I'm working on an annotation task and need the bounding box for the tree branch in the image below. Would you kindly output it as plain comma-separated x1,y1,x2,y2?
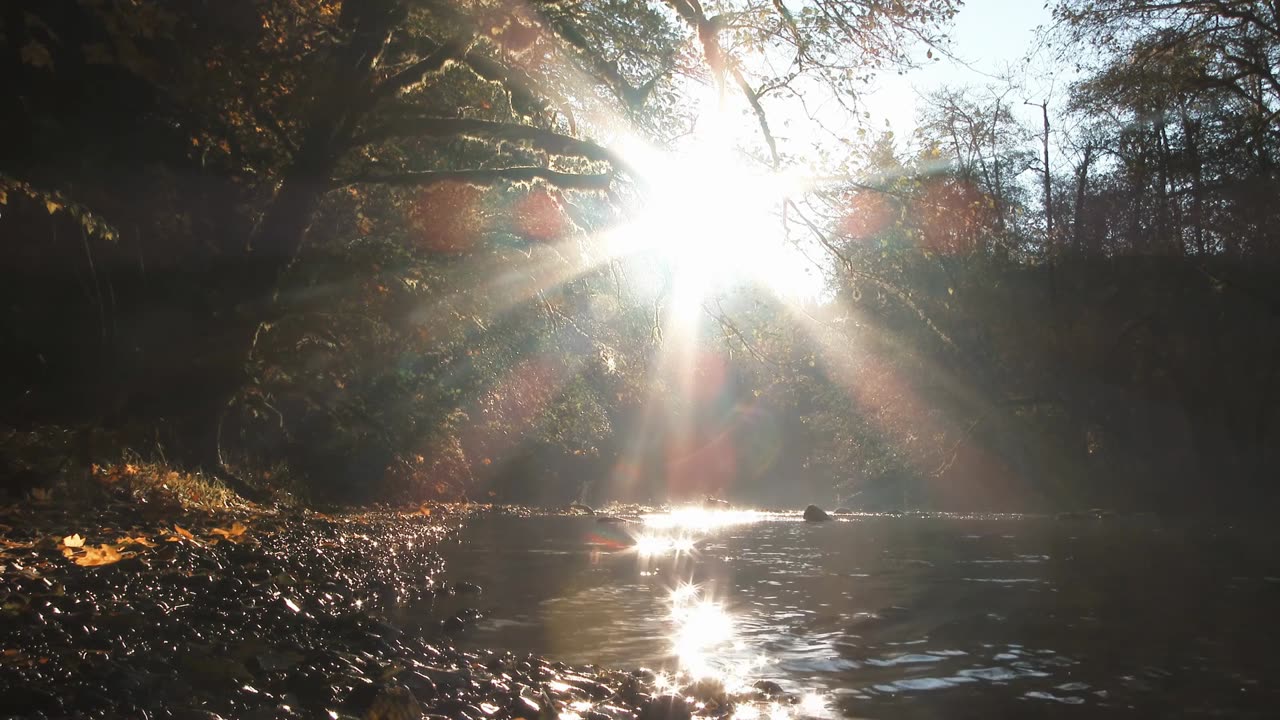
339,166,613,191
354,116,630,172
729,64,780,166
461,49,556,116
375,35,474,98
543,15,660,109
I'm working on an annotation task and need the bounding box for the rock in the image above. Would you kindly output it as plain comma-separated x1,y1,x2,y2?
365,684,423,720
681,677,726,704
703,497,731,509
803,505,831,522
753,680,785,697
453,581,483,595
508,695,541,720
443,608,484,631
639,695,691,720
399,671,438,700
832,507,853,515
567,503,595,516
595,516,629,524
562,674,612,700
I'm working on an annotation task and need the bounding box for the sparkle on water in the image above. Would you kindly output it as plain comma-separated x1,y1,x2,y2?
621,508,836,718
640,507,767,531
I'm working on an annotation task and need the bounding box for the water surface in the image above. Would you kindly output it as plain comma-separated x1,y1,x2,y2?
425,511,1280,717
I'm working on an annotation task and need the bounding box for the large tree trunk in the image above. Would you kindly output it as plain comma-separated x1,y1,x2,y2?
201,0,403,486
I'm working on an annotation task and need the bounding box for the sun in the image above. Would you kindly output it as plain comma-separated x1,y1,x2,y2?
607,97,821,310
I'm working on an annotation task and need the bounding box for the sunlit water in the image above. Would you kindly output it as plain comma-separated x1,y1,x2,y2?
421,511,1280,717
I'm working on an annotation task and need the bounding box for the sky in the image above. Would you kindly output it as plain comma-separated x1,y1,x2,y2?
862,0,1058,137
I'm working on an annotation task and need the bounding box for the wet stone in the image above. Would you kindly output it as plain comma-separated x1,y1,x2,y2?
640,694,692,720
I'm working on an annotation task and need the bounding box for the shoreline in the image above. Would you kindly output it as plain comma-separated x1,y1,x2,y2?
0,497,773,719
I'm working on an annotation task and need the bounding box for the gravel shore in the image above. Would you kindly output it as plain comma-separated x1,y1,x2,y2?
0,499,709,720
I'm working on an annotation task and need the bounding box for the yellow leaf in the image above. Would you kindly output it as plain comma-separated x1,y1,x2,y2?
62,534,85,548
209,522,247,540
116,535,156,548
173,524,198,541
75,545,123,567
45,199,60,215
0,188,7,204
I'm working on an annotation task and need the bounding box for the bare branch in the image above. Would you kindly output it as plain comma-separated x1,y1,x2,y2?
729,64,780,166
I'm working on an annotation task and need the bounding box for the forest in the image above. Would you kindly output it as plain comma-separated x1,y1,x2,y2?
3,0,1280,513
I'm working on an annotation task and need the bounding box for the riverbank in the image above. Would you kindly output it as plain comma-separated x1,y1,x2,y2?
0,483,712,720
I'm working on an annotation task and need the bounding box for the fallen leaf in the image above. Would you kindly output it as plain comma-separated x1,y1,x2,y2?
62,534,85,548
75,545,123,567
418,504,431,516
20,40,53,69
116,535,157,548
173,524,197,541
209,522,247,540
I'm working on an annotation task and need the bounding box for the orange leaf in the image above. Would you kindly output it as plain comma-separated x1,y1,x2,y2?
209,522,247,540
75,545,124,567
173,524,198,542
418,504,431,517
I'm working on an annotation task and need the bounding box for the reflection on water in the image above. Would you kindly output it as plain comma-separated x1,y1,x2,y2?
425,510,1280,717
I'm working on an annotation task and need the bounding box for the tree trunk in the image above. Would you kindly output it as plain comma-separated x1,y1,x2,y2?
1073,144,1094,255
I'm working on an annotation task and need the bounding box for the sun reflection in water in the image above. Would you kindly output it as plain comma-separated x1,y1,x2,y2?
642,507,764,531
624,508,834,718
632,533,698,556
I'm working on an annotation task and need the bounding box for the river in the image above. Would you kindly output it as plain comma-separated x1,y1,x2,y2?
424,510,1280,718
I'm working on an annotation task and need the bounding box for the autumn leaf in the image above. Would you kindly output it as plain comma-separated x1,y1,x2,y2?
418,504,431,517
20,40,53,69
75,545,124,567
209,522,247,540
172,524,199,543
62,534,85,548
44,199,60,215
116,535,157,548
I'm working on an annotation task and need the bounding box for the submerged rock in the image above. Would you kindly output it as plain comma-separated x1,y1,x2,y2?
832,507,853,515
567,503,595,516
703,497,731,510
803,505,831,522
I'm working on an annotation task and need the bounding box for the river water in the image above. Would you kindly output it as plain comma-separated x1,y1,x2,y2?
426,510,1280,718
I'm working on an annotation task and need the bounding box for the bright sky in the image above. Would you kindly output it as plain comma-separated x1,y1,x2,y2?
863,0,1056,137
